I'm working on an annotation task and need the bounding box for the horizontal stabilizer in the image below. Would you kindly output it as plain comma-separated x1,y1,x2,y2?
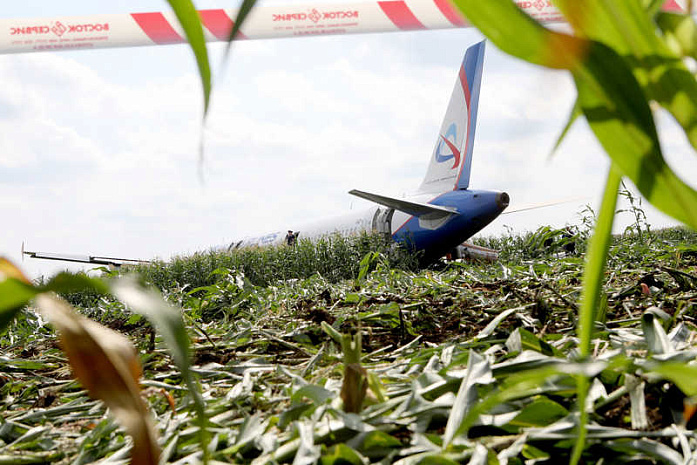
349,189,457,230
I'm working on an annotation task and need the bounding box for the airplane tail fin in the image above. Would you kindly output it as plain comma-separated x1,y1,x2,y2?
418,40,485,193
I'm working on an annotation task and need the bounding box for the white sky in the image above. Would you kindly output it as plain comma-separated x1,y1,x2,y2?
2,1,696,279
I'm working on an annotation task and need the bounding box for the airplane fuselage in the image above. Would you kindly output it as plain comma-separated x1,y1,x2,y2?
229,188,509,265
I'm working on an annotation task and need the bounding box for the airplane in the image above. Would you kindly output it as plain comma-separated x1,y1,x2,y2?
24,40,511,268
215,40,508,265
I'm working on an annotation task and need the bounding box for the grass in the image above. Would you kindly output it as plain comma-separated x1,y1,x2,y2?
0,225,696,463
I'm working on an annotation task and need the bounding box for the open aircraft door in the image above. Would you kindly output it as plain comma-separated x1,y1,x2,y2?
372,207,394,237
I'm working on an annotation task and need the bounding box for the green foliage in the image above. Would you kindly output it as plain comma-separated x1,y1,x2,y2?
132,232,418,292
3,1,697,463
111,277,210,463
0,260,207,465
617,184,651,242
2,227,697,463
454,0,697,228
449,3,697,461
475,222,587,262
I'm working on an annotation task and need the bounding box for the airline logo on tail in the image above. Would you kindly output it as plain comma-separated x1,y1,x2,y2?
418,40,484,193
434,123,461,169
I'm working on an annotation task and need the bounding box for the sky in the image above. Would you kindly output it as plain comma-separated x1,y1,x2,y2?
2,1,696,279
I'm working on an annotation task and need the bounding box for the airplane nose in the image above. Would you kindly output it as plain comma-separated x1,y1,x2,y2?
497,192,510,209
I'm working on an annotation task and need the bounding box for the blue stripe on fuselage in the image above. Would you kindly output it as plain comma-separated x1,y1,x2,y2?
392,189,505,263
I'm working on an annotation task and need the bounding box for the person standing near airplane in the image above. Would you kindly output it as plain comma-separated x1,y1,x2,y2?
285,230,297,246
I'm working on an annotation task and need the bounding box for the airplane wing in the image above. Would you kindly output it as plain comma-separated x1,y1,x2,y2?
22,243,150,267
349,189,458,230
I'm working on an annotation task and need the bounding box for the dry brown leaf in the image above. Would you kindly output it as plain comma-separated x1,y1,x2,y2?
35,293,160,465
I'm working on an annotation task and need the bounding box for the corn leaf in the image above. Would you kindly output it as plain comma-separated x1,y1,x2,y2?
555,0,697,151
451,0,588,69
452,0,697,229
0,259,35,329
222,0,258,63
505,397,568,429
111,277,209,463
39,271,109,295
166,0,211,115
572,166,622,465
34,293,159,465
573,41,697,229
641,308,674,354
656,12,697,59
646,362,697,396
0,279,34,329
549,99,581,159
442,350,493,447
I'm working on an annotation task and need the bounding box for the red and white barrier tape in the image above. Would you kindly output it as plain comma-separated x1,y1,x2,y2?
0,0,686,55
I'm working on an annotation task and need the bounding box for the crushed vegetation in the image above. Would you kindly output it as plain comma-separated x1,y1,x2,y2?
1,225,696,463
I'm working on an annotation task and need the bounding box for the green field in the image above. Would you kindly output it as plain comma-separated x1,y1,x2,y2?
1,226,696,464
